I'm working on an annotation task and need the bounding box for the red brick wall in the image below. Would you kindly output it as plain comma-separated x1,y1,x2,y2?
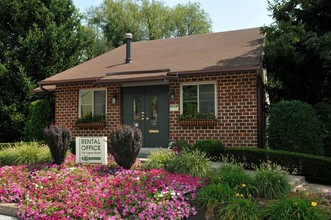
55,83,122,137
54,71,260,147
168,72,259,147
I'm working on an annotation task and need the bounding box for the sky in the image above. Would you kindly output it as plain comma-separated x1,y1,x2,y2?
72,0,274,33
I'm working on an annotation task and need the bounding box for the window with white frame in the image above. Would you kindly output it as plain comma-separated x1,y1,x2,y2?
79,89,106,117
181,82,216,116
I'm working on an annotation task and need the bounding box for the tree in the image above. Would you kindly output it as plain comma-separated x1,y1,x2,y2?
0,0,87,142
262,0,331,104
86,0,212,48
171,2,212,37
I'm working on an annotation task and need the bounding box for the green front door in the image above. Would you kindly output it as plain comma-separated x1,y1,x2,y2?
123,86,169,148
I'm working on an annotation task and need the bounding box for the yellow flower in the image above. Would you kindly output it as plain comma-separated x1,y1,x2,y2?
311,201,317,207
236,193,244,198
241,183,246,188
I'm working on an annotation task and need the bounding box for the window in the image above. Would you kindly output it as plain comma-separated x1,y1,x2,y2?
181,82,216,116
79,89,106,117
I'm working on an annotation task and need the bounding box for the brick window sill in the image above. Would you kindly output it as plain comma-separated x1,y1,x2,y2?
178,119,217,127
75,122,106,129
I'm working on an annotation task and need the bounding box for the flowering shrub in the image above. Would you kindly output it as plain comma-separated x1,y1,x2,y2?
0,156,202,219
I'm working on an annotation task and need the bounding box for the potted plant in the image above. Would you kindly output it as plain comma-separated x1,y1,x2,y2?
75,113,106,129
179,112,217,127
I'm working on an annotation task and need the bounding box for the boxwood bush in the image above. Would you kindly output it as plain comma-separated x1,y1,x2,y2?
267,100,324,155
193,139,224,161
223,147,331,185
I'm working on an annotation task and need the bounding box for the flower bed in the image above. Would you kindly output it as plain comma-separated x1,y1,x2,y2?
0,155,203,219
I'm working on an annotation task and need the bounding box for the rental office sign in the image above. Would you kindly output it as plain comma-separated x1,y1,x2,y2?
76,137,107,165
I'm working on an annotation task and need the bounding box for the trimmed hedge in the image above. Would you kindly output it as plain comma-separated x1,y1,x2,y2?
193,139,224,161
223,147,331,185
267,100,324,155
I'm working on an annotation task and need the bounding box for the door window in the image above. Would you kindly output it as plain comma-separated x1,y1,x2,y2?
150,96,158,128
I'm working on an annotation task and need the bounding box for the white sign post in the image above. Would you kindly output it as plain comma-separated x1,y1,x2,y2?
76,137,107,165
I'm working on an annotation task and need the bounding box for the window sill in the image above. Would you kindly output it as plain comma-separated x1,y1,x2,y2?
178,119,217,127
75,122,106,129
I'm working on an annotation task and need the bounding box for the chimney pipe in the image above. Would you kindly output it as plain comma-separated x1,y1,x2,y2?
125,33,132,64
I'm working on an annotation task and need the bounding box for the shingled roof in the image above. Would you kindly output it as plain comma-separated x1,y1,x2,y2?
38,27,264,86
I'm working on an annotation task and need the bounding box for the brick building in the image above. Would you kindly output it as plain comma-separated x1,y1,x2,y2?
37,28,267,148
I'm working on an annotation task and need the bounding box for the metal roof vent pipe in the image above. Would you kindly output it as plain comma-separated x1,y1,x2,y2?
125,33,132,64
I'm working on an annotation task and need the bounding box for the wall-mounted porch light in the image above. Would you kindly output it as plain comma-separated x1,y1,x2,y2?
169,89,175,102
112,94,117,104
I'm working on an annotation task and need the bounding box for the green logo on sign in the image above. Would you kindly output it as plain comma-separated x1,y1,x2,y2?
82,156,89,161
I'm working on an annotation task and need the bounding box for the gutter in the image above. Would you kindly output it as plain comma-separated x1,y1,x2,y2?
167,65,260,78
39,85,54,96
38,77,102,86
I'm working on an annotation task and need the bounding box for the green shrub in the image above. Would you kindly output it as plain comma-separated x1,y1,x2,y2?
267,100,324,155
24,99,52,141
218,198,260,220
44,126,72,165
264,197,326,220
193,139,224,161
196,183,235,219
145,148,175,170
253,162,291,199
166,150,211,178
315,102,331,157
223,147,331,185
108,125,142,169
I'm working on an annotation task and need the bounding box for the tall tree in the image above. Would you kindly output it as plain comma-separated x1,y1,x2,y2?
171,2,211,37
262,0,331,104
86,0,212,48
0,0,87,142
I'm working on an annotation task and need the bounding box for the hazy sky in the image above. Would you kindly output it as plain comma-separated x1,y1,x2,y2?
72,0,274,32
